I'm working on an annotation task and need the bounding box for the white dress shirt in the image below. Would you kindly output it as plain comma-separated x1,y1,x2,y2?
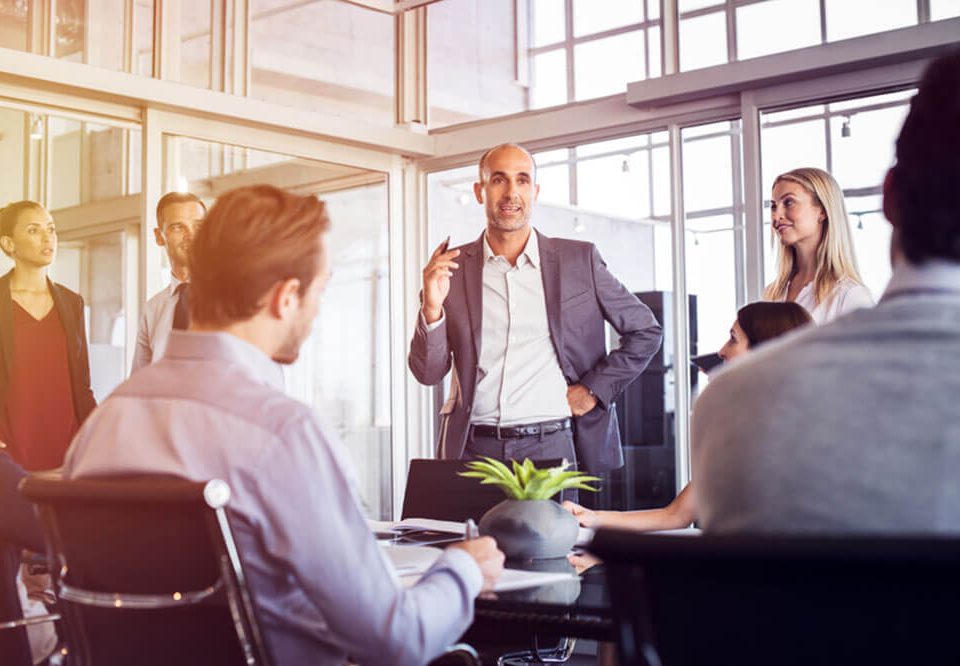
131,274,181,373
470,231,571,426
65,330,482,665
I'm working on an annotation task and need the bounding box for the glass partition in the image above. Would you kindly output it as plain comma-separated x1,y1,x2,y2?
164,135,394,519
426,131,675,512
1,103,142,402
249,0,395,123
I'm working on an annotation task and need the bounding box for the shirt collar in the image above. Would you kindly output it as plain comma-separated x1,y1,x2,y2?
163,331,286,391
482,229,540,268
881,260,960,302
168,273,184,294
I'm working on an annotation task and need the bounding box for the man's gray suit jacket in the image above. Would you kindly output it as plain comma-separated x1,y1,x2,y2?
408,230,662,473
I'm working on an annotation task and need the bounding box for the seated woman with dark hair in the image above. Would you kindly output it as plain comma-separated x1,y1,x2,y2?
564,301,813,532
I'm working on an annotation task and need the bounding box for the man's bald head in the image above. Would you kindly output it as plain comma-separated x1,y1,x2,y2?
478,143,537,184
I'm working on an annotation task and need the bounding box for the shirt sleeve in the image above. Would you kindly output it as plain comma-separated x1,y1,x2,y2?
252,413,480,666
835,283,875,317
131,310,152,374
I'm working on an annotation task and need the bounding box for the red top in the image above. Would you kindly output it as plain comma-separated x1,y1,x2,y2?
1,301,79,471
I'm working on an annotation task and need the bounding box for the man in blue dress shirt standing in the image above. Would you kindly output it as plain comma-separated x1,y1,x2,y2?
65,185,504,665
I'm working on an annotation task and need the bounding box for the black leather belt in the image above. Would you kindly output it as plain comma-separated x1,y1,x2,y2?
470,418,572,440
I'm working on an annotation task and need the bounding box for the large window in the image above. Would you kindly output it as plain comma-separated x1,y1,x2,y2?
428,0,662,127
682,120,744,357
0,0,154,74
0,104,142,401
680,0,949,71
249,0,395,123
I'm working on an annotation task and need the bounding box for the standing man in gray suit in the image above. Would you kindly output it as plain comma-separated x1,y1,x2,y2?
409,143,662,474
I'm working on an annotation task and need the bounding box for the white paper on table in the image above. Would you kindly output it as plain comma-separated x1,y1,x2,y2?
368,518,466,536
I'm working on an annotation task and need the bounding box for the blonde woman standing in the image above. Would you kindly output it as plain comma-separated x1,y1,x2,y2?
764,167,873,323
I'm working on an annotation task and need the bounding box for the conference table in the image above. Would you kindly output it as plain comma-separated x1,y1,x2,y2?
463,557,615,646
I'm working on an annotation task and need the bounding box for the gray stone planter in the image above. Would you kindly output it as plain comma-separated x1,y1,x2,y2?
478,499,579,561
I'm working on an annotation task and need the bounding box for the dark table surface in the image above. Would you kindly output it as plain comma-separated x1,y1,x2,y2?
469,557,614,643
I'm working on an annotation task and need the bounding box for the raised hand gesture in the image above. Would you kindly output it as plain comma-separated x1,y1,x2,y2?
421,237,460,324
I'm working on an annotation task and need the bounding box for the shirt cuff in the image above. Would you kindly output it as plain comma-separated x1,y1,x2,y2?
429,547,483,598
420,309,446,332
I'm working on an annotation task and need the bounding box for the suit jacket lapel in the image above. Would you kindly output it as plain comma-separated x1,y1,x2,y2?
461,235,484,362
0,272,14,380
537,231,566,367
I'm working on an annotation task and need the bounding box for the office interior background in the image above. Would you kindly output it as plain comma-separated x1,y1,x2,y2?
0,0,957,520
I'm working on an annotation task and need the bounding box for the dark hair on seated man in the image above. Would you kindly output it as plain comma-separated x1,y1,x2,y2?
885,48,960,264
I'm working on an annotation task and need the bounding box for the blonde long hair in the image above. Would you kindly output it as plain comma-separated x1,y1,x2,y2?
763,167,864,305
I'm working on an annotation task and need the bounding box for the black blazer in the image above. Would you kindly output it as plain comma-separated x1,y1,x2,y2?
0,270,97,433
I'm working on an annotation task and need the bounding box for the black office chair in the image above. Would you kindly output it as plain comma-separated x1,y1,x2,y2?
19,476,272,666
401,458,568,522
591,528,960,666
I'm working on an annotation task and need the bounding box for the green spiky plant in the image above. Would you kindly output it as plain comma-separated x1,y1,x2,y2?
459,457,600,501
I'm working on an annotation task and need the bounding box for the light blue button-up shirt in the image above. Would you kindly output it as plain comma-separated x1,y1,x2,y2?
64,330,481,665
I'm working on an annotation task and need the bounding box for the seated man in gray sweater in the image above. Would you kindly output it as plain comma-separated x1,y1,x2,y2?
693,48,960,534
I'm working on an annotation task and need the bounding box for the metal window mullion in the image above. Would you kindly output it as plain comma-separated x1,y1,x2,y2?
564,0,575,103
918,0,929,23
741,90,765,301
668,124,691,491
46,0,56,57
661,0,679,75
210,0,224,92
823,108,833,174
726,0,737,63
41,115,52,209
730,120,746,307
123,0,135,73
819,0,827,43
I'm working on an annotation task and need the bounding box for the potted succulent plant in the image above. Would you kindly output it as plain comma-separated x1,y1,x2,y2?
460,458,600,560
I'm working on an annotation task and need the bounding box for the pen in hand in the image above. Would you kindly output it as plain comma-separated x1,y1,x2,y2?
465,518,479,540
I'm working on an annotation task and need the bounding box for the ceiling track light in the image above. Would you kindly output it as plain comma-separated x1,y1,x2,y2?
841,116,852,138
29,114,43,141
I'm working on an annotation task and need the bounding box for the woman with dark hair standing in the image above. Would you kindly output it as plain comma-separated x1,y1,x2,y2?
564,301,812,532
0,201,96,471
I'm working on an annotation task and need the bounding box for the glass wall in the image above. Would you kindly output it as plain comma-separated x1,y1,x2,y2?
759,89,914,298
682,120,744,358
426,132,675,511
680,0,950,71
0,103,141,402
249,0,395,123
163,135,393,518
12,0,156,73
428,0,662,127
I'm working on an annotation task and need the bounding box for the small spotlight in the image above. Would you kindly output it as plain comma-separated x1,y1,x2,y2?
573,217,585,233
841,117,851,138
457,193,471,206
29,114,43,140
621,157,630,173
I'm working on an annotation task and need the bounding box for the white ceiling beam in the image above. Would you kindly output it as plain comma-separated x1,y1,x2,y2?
426,93,740,169
0,46,437,157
